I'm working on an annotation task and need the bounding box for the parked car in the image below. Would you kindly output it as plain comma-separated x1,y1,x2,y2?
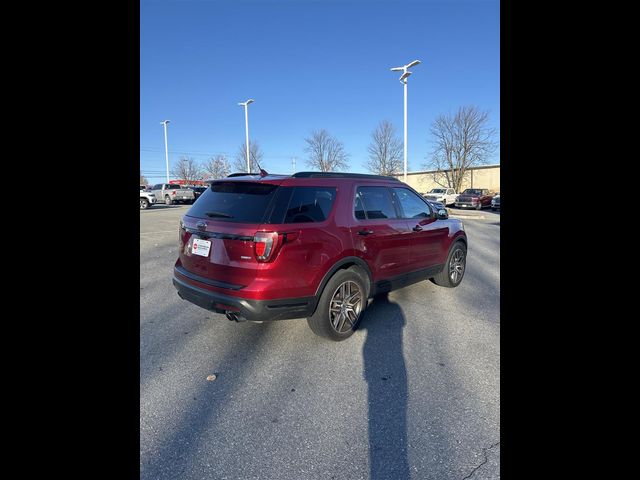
188,185,207,201
173,172,467,341
426,199,446,212
140,190,156,210
424,188,458,206
149,183,196,205
140,184,148,191
455,188,494,210
491,193,500,211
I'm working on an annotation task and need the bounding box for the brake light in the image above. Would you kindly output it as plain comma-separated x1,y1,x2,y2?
253,232,280,262
172,190,177,196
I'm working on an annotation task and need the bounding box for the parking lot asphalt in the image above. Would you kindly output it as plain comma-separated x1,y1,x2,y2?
140,205,500,480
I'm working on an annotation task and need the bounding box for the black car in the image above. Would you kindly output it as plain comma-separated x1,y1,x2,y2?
188,186,207,201
491,194,500,211
427,199,446,212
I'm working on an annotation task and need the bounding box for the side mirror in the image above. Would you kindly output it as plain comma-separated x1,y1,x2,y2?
437,209,448,220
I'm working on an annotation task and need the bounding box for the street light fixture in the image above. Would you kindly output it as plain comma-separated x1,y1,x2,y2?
390,59,421,182
238,99,255,173
160,120,170,183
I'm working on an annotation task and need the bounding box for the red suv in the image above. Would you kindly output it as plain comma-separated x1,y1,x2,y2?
173,172,467,340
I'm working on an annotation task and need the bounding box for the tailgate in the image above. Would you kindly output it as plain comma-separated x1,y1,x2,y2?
179,217,262,289
176,179,285,289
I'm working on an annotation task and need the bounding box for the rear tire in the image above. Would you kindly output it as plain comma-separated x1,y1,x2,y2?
165,196,173,205
140,198,149,210
307,266,369,341
431,241,467,288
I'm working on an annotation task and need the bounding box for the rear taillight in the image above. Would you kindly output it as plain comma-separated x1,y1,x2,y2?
172,190,177,196
472,197,479,202
253,232,280,262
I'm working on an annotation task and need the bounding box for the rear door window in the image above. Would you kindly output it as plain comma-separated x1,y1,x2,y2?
186,182,280,223
355,186,399,220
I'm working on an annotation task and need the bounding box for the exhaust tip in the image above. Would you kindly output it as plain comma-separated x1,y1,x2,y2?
225,311,247,322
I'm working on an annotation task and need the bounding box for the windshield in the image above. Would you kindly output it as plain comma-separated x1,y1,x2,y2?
429,189,445,193
462,189,482,195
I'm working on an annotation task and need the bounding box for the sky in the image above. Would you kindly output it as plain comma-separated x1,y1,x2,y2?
140,0,500,181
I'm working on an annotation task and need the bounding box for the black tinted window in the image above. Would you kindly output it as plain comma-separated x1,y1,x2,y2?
283,187,336,223
186,182,279,223
393,188,432,218
356,186,398,220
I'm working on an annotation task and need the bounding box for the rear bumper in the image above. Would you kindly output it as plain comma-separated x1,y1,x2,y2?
172,273,316,321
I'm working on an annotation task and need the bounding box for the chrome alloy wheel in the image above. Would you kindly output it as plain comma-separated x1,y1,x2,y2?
329,281,363,333
450,248,466,284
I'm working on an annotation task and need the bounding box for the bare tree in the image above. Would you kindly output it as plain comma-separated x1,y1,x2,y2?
365,120,404,176
304,129,348,172
202,154,231,179
140,173,148,185
171,157,203,184
233,140,264,173
425,106,497,192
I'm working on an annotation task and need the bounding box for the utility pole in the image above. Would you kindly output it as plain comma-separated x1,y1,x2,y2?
292,157,296,174
390,60,421,183
160,120,170,183
238,99,254,172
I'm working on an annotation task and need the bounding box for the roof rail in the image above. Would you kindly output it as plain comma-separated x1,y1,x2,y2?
291,172,400,181
226,172,262,177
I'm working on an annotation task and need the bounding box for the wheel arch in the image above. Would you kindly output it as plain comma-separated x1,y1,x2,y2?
309,256,373,315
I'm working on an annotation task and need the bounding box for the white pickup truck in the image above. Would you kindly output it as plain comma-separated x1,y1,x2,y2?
423,188,458,206
149,183,195,205
140,188,156,210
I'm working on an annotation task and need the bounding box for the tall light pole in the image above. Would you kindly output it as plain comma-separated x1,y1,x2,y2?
390,60,421,182
238,99,254,172
160,120,170,183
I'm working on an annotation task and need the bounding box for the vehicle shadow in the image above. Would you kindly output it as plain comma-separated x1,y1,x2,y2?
356,293,410,480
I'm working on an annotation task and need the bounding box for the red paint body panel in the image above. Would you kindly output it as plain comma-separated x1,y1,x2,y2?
174,176,467,303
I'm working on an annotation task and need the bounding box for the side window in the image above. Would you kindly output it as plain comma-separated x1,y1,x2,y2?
283,187,337,223
393,187,432,219
152,184,161,190
356,186,398,220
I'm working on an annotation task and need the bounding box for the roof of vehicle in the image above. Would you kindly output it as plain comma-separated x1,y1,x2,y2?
210,171,401,185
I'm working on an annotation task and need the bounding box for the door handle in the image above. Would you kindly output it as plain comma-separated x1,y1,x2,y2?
412,225,423,232
358,229,374,236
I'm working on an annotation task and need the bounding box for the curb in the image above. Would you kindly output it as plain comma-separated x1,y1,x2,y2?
450,214,486,220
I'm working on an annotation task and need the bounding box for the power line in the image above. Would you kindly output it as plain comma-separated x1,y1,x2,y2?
140,147,299,160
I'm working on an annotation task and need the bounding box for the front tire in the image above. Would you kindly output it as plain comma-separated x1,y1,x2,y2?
307,267,369,341
431,241,467,288
140,198,149,210
165,195,173,205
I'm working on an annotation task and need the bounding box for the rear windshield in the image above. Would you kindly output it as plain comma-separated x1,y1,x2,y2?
186,182,280,223
462,189,482,195
429,189,445,193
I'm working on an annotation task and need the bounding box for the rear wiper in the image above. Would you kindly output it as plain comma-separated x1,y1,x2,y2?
205,211,233,218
